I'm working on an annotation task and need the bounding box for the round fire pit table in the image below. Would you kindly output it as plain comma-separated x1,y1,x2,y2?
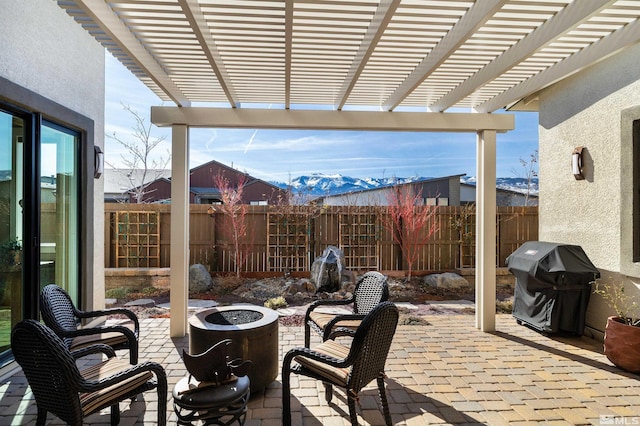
189,305,279,393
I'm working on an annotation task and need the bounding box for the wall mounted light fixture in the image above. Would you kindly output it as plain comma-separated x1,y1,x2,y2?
94,146,104,179
572,146,584,180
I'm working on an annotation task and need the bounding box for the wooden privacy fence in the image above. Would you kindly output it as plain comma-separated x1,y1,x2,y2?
104,204,538,273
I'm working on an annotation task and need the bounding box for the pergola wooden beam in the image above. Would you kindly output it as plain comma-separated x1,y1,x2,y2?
151,107,514,132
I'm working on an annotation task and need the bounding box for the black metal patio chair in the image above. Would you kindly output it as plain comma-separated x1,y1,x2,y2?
40,284,139,364
283,301,399,426
304,270,389,347
11,319,167,426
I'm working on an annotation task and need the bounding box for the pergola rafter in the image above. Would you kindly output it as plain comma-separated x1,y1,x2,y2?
58,0,640,112
383,0,507,111
178,0,240,107
54,0,640,337
70,0,191,106
430,0,616,112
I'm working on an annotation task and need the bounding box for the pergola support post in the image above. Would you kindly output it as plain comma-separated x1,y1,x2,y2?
170,124,189,337
475,130,497,332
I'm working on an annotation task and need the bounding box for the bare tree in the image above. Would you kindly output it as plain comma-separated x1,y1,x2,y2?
512,149,538,206
212,173,253,278
380,185,439,279
106,104,169,203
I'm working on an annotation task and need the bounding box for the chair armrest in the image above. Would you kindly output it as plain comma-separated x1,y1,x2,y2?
305,296,356,321
71,344,116,360
283,346,351,369
56,324,138,344
79,361,167,392
76,308,140,333
324,313,365,328
322,314,365,341
327,327,357,340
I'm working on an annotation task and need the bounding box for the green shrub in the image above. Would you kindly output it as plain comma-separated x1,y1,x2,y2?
264,296,288,310
105,287,133,300
140,286,165,297
496,298,513,314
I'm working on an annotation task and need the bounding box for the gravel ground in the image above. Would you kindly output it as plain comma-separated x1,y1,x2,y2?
110,275,513,325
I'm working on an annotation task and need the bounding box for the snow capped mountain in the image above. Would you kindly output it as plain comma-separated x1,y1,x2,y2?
273,173,429,197
272,173,539,197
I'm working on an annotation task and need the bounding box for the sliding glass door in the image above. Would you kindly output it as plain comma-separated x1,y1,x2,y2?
0,106,80,367
0,110,24,357
41,122,79,302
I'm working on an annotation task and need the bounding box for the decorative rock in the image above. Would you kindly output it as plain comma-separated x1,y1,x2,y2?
189,264,213,295
311,246,346,293
423,272,470,290
124,298,156,307
285,279,316,296
242,281,281,300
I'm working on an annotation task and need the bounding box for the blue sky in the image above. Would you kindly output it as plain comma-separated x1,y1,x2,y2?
105,53,539,184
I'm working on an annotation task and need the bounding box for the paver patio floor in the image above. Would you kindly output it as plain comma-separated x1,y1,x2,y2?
1,313,639,425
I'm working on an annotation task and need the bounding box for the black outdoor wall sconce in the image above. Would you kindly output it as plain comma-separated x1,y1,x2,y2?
572,146,584,180
94,145,104,179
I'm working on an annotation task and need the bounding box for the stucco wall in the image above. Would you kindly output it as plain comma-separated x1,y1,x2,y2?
538,42,640,336
0,1,105,309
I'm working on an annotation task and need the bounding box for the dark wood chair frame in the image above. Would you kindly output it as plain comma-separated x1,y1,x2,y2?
39,283,139,364
283,301,399,426
11,319,167,426
304,271,389,347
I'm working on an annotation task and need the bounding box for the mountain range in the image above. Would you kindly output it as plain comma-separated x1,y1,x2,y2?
272,174,539,197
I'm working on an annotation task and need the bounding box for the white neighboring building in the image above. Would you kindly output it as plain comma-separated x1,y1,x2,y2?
317,175,463,206
461,183,539,206
103,168,171,202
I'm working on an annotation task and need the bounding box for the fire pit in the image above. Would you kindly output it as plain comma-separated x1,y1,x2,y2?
189,305,279,393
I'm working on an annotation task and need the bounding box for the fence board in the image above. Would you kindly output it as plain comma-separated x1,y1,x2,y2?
104,204,538,274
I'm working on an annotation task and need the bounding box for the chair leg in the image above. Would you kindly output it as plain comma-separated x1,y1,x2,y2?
347,396,359,426
130,341,139,364
282,352,294,426
324,383,333,403
36,408,47,426
153,363,168,426
304,323,311,347
377,376,392,426
110,403,120,425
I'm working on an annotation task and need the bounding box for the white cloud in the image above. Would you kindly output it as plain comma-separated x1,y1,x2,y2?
105,52,538,180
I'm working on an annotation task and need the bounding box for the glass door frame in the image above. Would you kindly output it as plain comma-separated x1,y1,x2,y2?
0,75,96,369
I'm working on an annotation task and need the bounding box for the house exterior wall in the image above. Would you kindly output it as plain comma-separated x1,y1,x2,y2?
139,180,172,203
0,1,105,310
321,178,459,206
495,191,538,206
190,160,285,204
322,186,394,206
454,183,539,206
538,42,640,337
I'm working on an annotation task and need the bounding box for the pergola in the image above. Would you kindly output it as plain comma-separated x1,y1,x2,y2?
57,0,640,336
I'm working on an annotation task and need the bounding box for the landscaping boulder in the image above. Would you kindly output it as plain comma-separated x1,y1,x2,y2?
423,272,470,290
311,246,346,293
284,279,316,296
189,264,213,295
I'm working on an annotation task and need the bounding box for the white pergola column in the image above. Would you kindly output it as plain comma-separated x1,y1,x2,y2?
475,130,497,332
170,124,189,337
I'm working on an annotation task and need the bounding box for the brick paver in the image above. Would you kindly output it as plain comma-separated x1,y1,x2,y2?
1,313,640,425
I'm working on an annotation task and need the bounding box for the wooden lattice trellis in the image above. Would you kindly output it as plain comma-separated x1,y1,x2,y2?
114,211,160,267
267,211,309,272
339,209,379,270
